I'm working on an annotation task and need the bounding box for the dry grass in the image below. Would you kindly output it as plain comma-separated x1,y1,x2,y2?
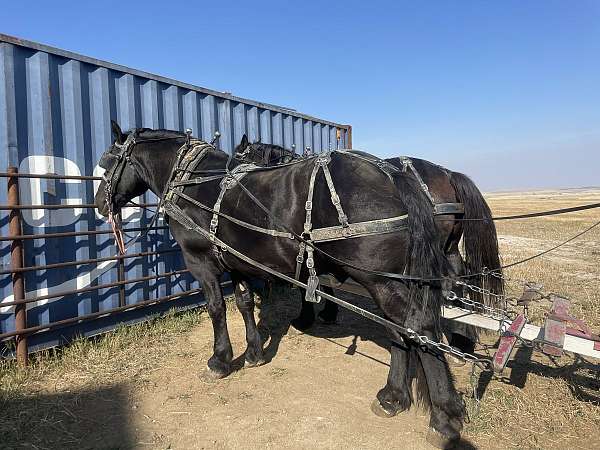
0,308,210,449
1,309,207,394
1,189,599,449
460,188,600,449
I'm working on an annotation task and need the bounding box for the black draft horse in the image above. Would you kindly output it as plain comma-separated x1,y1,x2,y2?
234,136,504,351
97,122,465,447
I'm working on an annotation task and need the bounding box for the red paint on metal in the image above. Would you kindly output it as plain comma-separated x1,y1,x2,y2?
566,326,600,341
550,295,570,316
493,314,527,372
543,318,566,356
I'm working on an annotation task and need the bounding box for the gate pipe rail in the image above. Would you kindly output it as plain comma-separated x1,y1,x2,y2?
0,203,158,210
0,285,226,341
0,269,190,307
7,167,27,366
0,168,207,365
0,225,170,242
0,248,180,276
0,172,103,181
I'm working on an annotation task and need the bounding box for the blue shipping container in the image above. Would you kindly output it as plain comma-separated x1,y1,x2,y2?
0,33,351,353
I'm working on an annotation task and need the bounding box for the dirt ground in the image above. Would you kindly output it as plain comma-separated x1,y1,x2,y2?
128,294,439,450
2,189,600,450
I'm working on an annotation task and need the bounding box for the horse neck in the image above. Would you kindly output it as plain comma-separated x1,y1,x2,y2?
132,140,182,197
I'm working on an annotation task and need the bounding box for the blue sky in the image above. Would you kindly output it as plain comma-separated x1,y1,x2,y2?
3,1,599,190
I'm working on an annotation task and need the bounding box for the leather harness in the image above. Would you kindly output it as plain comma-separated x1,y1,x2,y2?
103,135,464,302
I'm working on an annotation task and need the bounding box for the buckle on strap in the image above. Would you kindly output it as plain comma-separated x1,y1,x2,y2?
305,201,313,211
316,155,331,165
305,275,321,303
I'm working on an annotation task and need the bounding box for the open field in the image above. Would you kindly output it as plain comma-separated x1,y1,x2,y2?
1,189,599,450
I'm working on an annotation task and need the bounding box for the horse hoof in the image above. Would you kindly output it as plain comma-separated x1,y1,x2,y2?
200,364,230,381
291,318,314,331
426,428,459,449
370,399,398,418
244,357,266,368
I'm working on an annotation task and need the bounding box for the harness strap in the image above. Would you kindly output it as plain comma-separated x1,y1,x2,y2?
305,245,320,303
343,151,443,208
171,175,226,187
434,202,465,215
320,155,349,229
310,214,409,243
341,151,399,182
304,158,322,233
295,152,352,302
161,200,431,343
209,167,256,263
399,157,436,205
295,157,322,281
174,190,294,239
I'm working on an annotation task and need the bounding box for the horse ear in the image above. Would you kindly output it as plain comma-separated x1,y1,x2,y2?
240,134,249,148
111,120,125,144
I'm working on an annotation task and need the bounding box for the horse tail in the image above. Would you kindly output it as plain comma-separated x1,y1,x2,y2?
449,171,504,305
392,171,449,337
392,171,450,413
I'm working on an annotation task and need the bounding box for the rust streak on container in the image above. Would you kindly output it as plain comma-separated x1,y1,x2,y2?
346,125,353,149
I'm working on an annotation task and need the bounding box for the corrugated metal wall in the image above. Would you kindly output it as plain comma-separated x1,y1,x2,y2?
0,34,350,351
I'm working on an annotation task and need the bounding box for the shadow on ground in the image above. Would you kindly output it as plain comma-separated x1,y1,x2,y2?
255,284,391,367
475,341,600,404
257,282,600,409
0,383,133,450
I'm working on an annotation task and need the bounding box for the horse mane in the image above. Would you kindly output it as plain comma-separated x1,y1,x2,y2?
250,142,289,153
134,128,186,140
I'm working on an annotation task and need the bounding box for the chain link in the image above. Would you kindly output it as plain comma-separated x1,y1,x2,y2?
456,279,507,300
446,290,514,321
469,364,481,417
403,327,494,371
455,270,556,311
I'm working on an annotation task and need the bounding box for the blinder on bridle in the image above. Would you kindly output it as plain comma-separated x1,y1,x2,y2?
235,143,299,166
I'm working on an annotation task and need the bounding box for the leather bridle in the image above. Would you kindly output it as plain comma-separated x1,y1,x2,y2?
235,143,299,166
99,131,184,254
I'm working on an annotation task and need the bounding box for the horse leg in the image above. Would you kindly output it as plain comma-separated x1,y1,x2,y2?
415,336,465,448
291,291,316,331
371,333,412,418
202,275,234,378
351,281,413,418
317,286,339,324
363,278,464,445
233,278,265,367
292,285,339,329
